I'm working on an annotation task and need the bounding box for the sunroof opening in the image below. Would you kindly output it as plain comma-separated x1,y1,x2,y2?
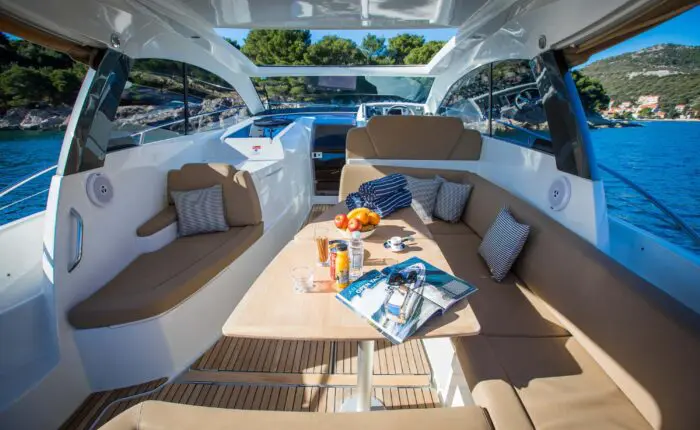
214,29,456,66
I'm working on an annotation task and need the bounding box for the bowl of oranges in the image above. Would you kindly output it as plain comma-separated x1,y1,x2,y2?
334,208,381,239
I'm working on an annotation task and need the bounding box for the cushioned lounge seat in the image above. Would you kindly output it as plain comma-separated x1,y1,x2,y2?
341,117,700,429
101,401,493,430
434,234,568,338
69,163,263,329
454,335,653,430
424,219,477,236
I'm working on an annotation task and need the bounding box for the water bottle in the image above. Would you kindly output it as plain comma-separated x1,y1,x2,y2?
349,231,364,281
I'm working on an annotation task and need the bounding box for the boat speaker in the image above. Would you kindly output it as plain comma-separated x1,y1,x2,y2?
86,173,114,207
548,176,571,211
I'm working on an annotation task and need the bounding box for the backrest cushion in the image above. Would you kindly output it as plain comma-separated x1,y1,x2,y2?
346,116,482,160
463,171,700,429
340,164,467,202
168,163,262,227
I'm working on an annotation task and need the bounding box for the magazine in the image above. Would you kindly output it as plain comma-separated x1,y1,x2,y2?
336,257,478,344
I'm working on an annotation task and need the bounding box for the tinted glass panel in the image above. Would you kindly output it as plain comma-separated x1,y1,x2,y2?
436,64,490,133
111,59,187,148
491,59,552,152
185,65,249,134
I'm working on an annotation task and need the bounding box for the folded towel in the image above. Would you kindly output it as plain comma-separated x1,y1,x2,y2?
358,174,407,201
345,188,412,218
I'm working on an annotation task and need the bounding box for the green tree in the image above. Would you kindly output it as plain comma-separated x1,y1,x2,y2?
638,107,653,118
388,34,424,64
305,36,364,65
48,68,83,104
0,64,54,108
225,38,240,50
361,35,388,64
572,70,610,113
241,30,310,65
404,40,445,65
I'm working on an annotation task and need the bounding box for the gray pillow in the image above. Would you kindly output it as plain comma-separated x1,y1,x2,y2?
434,176,472,222
170,185,229,237
404,175,441,221
478,207,530,282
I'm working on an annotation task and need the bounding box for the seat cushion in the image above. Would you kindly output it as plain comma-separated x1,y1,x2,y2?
167,163,262,227
101,401,493,430
69,224,263,329
434,234,568,337
487,336,652,430
424,219,477,236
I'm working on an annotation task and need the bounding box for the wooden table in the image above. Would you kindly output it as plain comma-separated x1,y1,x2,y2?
223,204,480,412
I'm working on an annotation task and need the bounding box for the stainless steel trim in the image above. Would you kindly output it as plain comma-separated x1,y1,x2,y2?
599,163,700,247
0,165,56,200
68,208,84,273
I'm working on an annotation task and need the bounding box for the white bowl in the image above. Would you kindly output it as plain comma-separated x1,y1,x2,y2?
337,226,377,240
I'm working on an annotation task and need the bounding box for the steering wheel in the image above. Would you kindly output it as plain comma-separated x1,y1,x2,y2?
386,104,414,116
514,89,541,110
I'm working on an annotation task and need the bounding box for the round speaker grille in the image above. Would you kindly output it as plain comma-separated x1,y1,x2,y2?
548,176,571,211
86,173,114,207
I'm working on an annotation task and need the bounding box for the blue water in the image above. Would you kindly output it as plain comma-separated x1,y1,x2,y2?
1,122,699,254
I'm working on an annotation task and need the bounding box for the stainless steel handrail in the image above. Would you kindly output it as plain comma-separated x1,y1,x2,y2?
598,163,700,247
491,121,700,247
130,105,247,144
0,165,56,200
68,208,84,273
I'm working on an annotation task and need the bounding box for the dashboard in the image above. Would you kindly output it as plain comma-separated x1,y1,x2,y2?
358,102,427,123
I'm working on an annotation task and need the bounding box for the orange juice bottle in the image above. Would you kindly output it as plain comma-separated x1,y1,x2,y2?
334,243,349,291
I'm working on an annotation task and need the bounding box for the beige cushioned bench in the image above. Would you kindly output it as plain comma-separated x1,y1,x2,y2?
101,401,493,430
69,163,263,329
341,117,700,429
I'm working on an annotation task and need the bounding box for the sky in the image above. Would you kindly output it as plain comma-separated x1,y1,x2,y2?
216,5,699,64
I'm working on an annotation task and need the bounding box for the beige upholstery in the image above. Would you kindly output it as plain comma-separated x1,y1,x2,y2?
346,116,482,161
460,170,700,429
167,163,262,227
136,206,177,237
69,224,262,329
425,219,478,236
70,163,264,329
339,159,700,429
435,234,568,337
101,401,493,430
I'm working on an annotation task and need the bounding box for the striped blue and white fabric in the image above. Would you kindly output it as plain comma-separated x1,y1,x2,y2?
358,174,407,203
170,185,229,237
478,207,530,282
345,188,412,218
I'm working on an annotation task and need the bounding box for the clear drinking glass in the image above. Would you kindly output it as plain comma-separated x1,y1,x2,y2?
314,226,330,266
291,266,314,293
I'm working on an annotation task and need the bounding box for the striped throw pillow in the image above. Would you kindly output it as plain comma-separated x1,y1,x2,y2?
170,185,229,237
434,176,472,223
478,207,530,282
404,175,441,221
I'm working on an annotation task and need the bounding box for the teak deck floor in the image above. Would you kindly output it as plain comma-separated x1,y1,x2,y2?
60,205,439,430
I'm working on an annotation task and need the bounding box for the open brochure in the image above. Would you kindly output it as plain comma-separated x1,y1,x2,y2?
336,257,478,344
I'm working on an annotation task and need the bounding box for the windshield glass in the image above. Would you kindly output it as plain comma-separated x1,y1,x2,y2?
253,76,434,110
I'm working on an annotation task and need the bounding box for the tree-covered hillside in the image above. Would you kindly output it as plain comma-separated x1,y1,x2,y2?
581,44,700,108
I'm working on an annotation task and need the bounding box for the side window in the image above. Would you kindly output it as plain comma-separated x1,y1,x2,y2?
437,64,490,133
111,59,187,148
109,60,248,151
491,60,551,151
186,65,248,134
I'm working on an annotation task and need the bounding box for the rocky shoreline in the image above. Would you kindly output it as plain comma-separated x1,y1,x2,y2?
0,98,246,132
0,104,645,132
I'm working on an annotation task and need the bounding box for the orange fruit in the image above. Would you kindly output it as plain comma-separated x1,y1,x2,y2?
368,212,380,225
354,211,370,225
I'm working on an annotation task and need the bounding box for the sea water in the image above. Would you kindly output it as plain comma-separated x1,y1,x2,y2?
0,121,699,254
